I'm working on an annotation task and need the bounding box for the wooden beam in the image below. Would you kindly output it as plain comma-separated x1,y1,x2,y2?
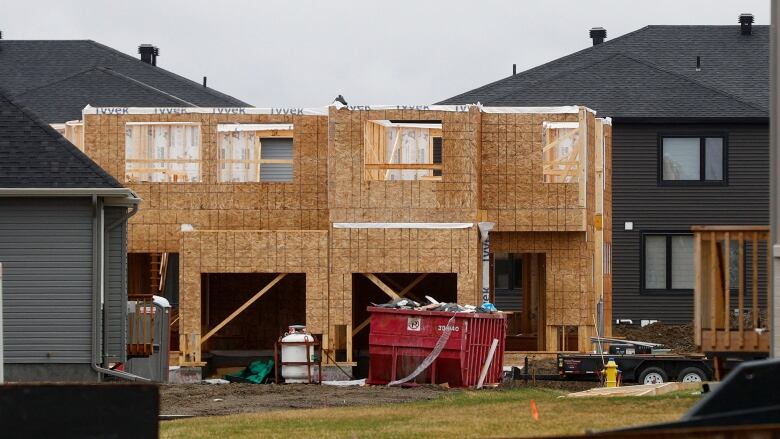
352,274,427,337
363,273,400,300
200,273,286,344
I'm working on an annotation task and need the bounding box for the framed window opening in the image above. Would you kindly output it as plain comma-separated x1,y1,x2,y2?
364,120,443,181
542,121,582,184
659,134,726,185
125,122,201,183
642,232,695,293
217,124,294,183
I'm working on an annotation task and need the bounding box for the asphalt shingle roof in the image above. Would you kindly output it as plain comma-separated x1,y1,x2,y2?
439,25,769,119
0,40,250,122
0,90,122,188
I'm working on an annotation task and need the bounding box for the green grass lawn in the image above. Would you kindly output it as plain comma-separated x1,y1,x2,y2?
160,387,699,439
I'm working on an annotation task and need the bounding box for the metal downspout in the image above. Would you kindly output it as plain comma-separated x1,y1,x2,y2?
91,196,148,381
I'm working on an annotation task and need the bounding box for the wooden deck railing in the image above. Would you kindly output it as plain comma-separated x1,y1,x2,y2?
692,225,770,353
127,296,155,357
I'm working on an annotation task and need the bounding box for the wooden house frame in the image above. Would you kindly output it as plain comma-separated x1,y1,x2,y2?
78,104,611,367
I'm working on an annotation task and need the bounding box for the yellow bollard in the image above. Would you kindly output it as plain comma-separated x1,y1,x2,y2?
604,359,619,388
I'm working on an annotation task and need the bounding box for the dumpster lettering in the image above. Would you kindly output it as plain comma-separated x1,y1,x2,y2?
406,317,421,331
437,324,460,332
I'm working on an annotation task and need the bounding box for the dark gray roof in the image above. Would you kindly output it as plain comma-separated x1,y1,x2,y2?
0,40,250,122
0,90,122,188
439,25,769,119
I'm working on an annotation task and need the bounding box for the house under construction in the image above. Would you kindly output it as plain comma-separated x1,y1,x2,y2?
76,103,612,369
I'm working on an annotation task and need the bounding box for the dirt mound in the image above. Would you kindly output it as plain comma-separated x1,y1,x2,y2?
613,323,696,353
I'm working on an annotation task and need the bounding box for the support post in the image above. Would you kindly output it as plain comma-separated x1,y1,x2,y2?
478,222,495,304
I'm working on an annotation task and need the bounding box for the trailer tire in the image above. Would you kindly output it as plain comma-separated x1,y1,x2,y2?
638,366,667,384
678,367,706,383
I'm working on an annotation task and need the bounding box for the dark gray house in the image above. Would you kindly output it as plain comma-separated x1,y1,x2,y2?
441,15,769,324
0,90,140,381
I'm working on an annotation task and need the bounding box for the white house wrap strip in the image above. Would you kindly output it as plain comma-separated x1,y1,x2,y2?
332,222,473,229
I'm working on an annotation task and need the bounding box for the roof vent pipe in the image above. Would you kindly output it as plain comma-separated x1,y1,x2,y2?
138,44,159,66
203,76,207,87
589,27,607,45
739,13,754,35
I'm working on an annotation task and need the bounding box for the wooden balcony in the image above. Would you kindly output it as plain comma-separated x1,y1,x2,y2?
693,226,770,353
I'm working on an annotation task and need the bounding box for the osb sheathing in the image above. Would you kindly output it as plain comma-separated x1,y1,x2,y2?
491,231,595,349
602,122,614,335
80,106,611,359
480,110,596,232
82,113,329,253
328,226,480,327
327,107,480,223
179,230,329,337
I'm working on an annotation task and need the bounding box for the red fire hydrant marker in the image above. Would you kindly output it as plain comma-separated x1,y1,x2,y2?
530,399,540,421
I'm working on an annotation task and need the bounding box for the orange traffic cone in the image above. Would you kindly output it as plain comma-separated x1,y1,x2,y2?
530,399,539,421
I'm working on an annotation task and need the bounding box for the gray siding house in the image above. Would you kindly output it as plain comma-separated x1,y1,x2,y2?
440,16,768,325
0,91,139,381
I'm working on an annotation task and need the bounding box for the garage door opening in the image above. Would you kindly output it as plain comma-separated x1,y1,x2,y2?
351,273,457,376
200,273,305,377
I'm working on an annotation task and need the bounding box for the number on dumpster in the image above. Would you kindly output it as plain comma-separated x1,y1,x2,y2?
407,317,421,331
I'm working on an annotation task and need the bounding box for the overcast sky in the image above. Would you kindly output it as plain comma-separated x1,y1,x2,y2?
4,0,770,107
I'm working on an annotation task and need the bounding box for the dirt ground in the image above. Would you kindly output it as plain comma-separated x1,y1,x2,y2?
612,323,697,353
160,383,452,417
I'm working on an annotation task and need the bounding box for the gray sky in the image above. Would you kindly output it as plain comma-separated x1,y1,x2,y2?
4,0,770,107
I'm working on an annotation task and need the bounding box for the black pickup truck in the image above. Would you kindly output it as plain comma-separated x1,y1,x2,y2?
557,338,714,384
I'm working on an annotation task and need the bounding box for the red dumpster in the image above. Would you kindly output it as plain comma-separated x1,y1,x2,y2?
366,306,506,388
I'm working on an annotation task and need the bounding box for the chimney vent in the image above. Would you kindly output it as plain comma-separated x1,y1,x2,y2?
696,56,701,71
589,27,607,46
739,13,754,35
138,44,159,66
513,64,516,75
203,76,207,87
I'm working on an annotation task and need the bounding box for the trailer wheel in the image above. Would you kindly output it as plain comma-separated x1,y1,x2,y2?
638,367,667,384
678,367,706,383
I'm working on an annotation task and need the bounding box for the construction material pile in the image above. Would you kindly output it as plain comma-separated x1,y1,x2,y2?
613,323,696,353
372,296,499,314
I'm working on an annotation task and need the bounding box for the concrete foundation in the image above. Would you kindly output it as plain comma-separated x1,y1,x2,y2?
167,366,203,384
4,364,99,382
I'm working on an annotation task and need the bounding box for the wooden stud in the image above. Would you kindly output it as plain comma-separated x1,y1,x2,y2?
200,273,286,344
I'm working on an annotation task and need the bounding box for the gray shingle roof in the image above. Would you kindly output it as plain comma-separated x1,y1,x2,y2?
439,25,769,119
0,40,250,122
0,90,122,188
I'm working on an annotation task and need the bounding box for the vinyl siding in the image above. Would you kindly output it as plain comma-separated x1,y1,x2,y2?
612,123,769,324
0,198,94,363
104,206,128,363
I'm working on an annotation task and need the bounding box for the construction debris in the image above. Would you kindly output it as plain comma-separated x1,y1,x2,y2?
372,297,500,314
566,381,704,397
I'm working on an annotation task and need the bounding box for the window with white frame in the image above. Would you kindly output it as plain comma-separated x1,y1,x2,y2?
125,123,201,182
217,124,294,183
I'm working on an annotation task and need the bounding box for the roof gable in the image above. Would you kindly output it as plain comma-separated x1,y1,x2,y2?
0,90,122,188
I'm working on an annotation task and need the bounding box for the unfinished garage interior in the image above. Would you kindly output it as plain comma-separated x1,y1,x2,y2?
77,104,611,370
